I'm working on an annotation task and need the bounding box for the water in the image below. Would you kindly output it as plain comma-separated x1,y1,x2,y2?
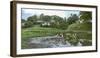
28,36,78,48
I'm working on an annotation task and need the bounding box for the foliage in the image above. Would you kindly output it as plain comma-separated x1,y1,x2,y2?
80,11,92,22
22,13,71,29
23,21,33,28
21,19,26,23
67,14,79,25
67,22,92,31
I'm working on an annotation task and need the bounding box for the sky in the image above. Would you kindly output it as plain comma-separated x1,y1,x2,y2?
21,8,80,20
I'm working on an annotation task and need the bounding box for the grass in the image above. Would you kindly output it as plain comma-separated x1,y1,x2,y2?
67,22,92,31
22,26,65,38
21,23,92,48
21,26,66,49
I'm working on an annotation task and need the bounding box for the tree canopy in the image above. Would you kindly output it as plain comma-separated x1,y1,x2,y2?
80,11,92,22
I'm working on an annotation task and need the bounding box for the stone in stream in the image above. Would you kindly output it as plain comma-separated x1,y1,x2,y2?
28,36,71,48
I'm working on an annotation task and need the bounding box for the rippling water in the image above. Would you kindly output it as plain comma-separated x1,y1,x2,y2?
28,36,82,48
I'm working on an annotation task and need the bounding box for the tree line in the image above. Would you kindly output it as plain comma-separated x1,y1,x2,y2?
22,11,92,30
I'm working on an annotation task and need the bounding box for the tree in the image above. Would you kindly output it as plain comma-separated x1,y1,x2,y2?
43,15,51,22
39,13,44,20
67,14,79,25
52,15,64,22
27,15,38,23
24,21,33,28
21,19,26,23
50,15,68,29
80,11,92,22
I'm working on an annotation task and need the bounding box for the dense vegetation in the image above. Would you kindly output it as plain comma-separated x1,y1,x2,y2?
21,11,92,49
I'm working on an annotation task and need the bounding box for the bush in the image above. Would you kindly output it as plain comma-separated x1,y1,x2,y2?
67,22,92,31
22,21,33,28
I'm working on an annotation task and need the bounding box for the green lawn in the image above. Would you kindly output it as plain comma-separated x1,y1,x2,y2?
22,26,65,38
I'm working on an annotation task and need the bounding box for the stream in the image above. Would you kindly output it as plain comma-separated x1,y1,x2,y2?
28,36,82,48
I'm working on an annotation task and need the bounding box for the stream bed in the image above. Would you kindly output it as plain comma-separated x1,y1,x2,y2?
28,36,82,48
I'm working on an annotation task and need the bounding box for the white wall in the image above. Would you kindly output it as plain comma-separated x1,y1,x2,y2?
0,0,100,58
